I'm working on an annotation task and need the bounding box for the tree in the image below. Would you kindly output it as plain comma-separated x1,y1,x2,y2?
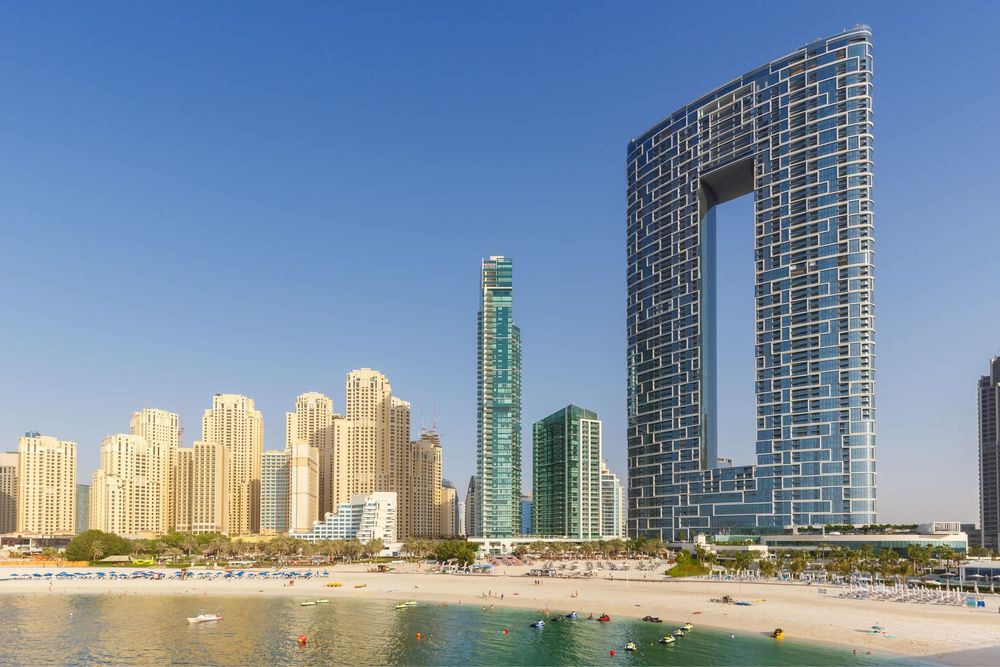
757,558,777,578
65,530,130,562
434,539,477,566
364,539,385,559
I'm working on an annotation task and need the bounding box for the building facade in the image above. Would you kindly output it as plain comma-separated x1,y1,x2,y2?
520,494,532,536
75,484,89,534
202,394,263,536
260,450,289,534
286,392,337,516
600,462,627,539
90,433,166,537
477,256,522,537
290,492,397,543
532,405,602,539
188,440,226,534
129,408,179,532
464,476,478,538
288,441,319,533
17,434,76,535
626,27,877,540
979,357,1000,551
0,453,18,534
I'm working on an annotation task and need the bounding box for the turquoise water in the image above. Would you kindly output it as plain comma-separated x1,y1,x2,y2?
0,595,925,666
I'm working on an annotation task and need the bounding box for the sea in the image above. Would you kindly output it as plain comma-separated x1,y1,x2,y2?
0,594,928,666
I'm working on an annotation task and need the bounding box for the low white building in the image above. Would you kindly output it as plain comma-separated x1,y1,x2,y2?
290,492,396,543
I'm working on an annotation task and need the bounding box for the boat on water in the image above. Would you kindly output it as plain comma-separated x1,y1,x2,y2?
404,600,417,606
624,641,638,652
316,599,330,604
673,628,686,637
300,601,317,607
597,614,611,623
565,611,578,619
395,603,408,609
682,622,693,631
187,613,222,624
771,628,784,640
658,635,676,645
530,620,545,628
642,615,663,623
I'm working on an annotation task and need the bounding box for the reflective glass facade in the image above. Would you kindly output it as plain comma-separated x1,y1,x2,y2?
626,28,876,541
477,256,522,537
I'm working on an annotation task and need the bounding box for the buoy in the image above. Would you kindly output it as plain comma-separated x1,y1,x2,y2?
296,634,307,646
610,649,616,656
416,632,421,641
503,628,509,635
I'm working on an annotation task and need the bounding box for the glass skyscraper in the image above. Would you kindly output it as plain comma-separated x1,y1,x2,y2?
626,27,876,541
476,256,522,537
532,405,602,539
978,358,1000,552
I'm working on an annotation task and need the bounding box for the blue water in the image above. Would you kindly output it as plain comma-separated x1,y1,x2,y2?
0,594,928,665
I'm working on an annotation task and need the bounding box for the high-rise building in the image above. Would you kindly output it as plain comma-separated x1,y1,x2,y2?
441,480,457,538
173,448,194,532
532,405,602,539
17,434,76,535
129,409,180,531
90,434,166,537
626,27,877,540
286,392,338,516
457,497,466,537
188,440,226,534
477,256,522,537
288,441,319,533
520,494,532,536
464,476,478,538
75,484,89,535
979,357,1000,551
600,462,626,540
290,492,397,543
405,429,443,538
260,450,289,534
334,369,394,505
202,394,263,536
0,453,18,534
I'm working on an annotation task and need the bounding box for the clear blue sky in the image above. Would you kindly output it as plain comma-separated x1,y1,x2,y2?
1,2,997,524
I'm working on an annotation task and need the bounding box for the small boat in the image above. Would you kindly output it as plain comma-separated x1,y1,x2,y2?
642,615,663,623
734,601,752,606
316,599,330,604
530,620,545,628
673,628,686,637
395,603,408,609
404,600,417,606
624,641,638,652
187,613,222,624
598,614,611,623
300,601,317,607
771,628,784,640
326,582,343,588
565,611,578,619
354,584,367,589
658,635,676,645
682,622,693,631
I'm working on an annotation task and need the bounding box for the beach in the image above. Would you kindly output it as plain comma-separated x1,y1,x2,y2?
2,563,997,665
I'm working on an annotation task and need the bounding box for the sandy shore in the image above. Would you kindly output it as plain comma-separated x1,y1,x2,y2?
2,563,998,665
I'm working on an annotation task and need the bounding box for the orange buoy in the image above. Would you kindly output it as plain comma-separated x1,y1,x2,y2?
416,632,421,641
297,634,307,646
610,649,616,656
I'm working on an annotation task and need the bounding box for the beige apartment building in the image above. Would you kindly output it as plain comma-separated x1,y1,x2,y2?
17,434,76,535
288,440,318,533
190,440,226,534
286,392,337,516
129,408,179,531
0,452,18,534
202,394,262,536
173,447,194,532
89,434,166,537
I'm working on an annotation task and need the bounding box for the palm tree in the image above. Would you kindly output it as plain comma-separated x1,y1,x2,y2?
364,539,385,559
181,534,198,559
89,541,105,563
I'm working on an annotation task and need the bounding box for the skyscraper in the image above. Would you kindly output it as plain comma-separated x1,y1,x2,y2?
600,462,626,540
17,433,76,535
129,408,180,531
260,449,289,534
532,405,602,540
477,256,522,537
90,434,166,537
464,476,478,538
979,357,1000,551
75,484,89,535
626,27,876,540
202,394,263,536
288,441,319,532
286,392,337,516
0,453,18,534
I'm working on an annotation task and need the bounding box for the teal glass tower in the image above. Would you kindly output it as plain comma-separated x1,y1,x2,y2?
476,256,522,537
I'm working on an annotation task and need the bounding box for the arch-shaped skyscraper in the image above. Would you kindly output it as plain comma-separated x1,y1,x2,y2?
626,27,876,541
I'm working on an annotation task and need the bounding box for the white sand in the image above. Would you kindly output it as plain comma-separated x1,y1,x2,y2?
2,563,997,665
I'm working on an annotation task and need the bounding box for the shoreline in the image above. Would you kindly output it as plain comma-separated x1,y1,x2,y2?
2,564,997,665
